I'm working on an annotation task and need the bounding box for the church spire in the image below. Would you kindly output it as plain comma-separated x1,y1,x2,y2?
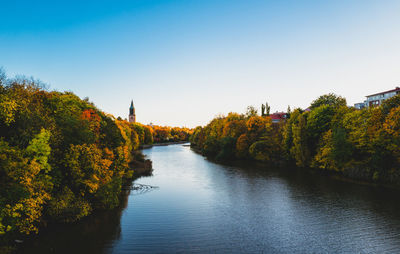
129,100,136,123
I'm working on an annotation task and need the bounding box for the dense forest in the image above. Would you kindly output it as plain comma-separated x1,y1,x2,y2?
191,94,400,186
0,72,191,244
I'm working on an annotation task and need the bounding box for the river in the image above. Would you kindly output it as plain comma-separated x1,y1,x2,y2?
19,144,400,253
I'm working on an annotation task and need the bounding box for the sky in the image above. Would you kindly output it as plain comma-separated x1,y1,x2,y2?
1,0,400,127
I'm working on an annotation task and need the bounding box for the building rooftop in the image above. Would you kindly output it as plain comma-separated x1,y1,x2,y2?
270,112,287,120
366,87,400,97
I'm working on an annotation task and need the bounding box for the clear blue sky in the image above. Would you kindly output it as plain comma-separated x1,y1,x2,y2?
1,0,400,127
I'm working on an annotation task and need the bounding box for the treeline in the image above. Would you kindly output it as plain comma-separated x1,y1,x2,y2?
0,71,187,241
116,121,191,145
191,93,400,186
148,125,192,143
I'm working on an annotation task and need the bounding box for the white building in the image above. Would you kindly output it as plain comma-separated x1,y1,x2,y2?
354,102,366,110
354,87,400,109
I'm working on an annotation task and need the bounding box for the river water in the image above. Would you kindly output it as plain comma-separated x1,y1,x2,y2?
20,144,400,253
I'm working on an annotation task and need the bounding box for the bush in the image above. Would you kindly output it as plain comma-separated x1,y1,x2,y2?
202,136,220,158
47,187,91,223
94,177,122,209
216,137,237,161
249,139,279,162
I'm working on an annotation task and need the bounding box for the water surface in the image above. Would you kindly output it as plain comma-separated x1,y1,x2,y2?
21,144,400,253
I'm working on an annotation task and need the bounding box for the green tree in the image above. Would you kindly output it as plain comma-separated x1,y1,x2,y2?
331,127,353,168
261,104,265,116
64,144,112,195
265,102,270,116
47,187,91,223
26,128,51,173
310,93,347,109
286,105,291,119
381,94,400,116
143,125,154,144
306,105,335,154
203,136,220,158
249,140,275,162
215,137,237,161
245,106,258,118
290,112,309,167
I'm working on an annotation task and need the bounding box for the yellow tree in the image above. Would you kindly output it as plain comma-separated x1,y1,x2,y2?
383,107,400,163
1,129,53,234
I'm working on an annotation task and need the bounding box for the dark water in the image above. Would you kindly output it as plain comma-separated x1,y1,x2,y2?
20,144,400,253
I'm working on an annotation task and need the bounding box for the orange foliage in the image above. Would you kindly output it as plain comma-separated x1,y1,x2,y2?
236,133,251,158
246,116,272,135
222,120,247,138
81,109,101,134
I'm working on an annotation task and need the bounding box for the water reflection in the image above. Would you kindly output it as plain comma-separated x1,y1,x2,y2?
17,188,131,254
20,144,400,253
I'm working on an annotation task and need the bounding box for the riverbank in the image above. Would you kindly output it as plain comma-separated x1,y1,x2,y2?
3,152,154,254
190,96,400,192
129,151,153,178
190,143,400,191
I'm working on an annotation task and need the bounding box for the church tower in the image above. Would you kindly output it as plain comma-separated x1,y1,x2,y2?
129,100,136,123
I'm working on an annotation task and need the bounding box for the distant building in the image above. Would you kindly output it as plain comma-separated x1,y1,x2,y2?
129,100,136,123
354,87,400,109
366,87,400,107
270,112,287,123
354,102,366,110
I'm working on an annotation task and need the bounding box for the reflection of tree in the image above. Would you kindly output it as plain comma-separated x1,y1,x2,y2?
17,188,133,254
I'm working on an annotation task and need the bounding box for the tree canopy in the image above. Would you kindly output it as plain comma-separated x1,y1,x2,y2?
310,93,347,109
0,72,191,241
191,94,400,188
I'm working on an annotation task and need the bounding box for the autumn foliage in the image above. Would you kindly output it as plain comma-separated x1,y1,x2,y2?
191,93,400,187
0,71,188,240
